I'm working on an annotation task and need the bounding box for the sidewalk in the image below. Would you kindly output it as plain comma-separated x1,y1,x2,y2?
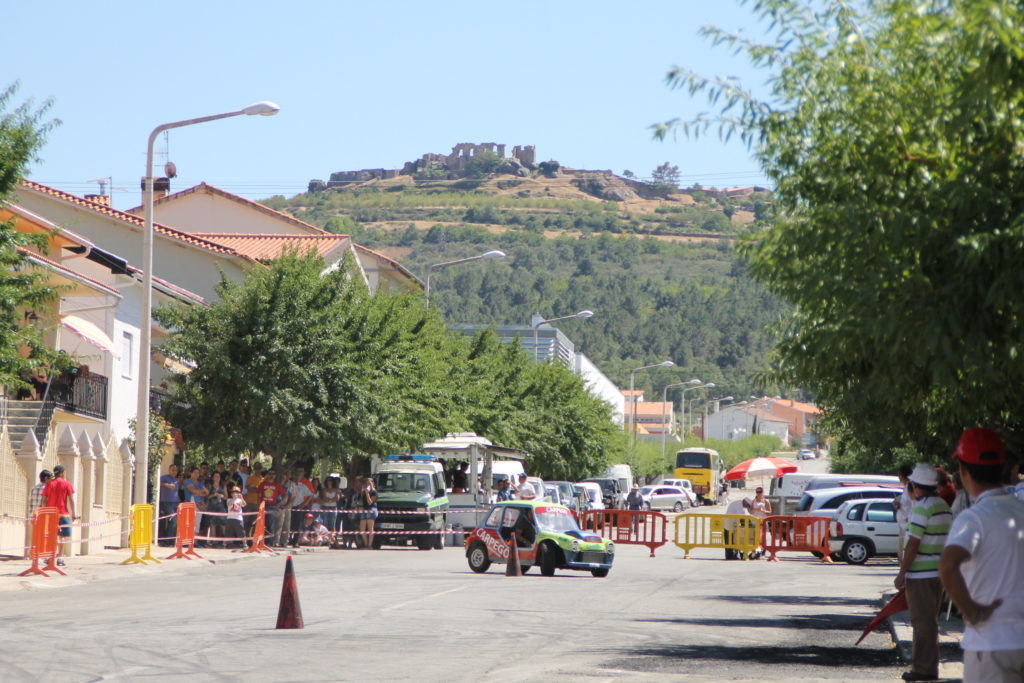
0,543,326,592
883,589,965,681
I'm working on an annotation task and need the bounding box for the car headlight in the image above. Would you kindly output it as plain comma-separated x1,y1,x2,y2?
571,540,580,552
606,542,615,554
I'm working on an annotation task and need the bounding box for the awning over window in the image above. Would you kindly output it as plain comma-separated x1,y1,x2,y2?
61,315,121,358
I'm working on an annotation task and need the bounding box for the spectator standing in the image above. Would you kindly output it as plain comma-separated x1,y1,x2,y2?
320,477,341,537
496,479,514,501
244,463,264,513
289,471,314,546
158,464,180,546
359,478,378,549
892,464,914,564
182,468,208,542
749,486,772,518
206,472,229,548
515,473,536,500
41,464,76,566
940,428,1024,683
452,463,469,492
895,464,952,682
625,485,644,534
723,497,752,560
935,466,957,506
225,487,246,548
29,470,53,516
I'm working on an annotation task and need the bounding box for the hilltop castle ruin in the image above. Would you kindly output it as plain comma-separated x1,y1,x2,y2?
311,142,537,190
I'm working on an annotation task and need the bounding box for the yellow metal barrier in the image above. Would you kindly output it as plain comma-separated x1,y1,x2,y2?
673,513,762,559
121,504,161,565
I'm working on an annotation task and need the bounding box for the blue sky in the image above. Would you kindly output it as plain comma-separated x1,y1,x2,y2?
9,1,771,210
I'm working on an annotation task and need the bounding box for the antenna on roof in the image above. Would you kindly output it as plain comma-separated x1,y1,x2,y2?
88,177,112,197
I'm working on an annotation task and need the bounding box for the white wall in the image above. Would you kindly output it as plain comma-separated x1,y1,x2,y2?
575,352,625,425
152,191,315,236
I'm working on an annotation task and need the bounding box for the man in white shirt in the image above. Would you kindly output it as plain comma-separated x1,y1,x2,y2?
940,428,1024,683
514,474,536,500
723,497,752,560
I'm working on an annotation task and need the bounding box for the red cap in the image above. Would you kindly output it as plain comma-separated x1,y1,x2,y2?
305,512,314,519
952,428,1005,465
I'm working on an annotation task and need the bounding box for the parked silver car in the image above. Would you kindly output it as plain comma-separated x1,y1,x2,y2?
638,485,691,512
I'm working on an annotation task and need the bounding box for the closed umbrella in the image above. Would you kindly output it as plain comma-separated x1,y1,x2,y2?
724,456,799,481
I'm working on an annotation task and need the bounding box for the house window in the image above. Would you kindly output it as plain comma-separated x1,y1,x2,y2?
121,332,133,379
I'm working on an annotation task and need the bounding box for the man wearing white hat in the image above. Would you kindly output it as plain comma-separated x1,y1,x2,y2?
895,463,952,681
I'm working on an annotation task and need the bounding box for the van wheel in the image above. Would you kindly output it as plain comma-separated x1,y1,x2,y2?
416,536,432,550
842,539,873,565
539,542,557,576
467,542,491,573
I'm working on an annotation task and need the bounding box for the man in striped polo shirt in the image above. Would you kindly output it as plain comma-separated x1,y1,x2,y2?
895,463,952,681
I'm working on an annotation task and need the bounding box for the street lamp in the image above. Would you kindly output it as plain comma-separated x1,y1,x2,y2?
532,310,593,362
424,250,505,303
660,379,701,463
134,100,280,507
627,360,674,451
680,382,714,442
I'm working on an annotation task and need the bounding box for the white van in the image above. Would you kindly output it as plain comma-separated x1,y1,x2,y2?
770,473,900,499
490,460,527,487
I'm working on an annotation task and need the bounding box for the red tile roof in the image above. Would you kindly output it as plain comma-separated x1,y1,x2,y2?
18,180,258,263
134,182,331,236
191,233,350,262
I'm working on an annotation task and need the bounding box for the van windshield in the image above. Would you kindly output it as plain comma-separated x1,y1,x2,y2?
374,472,432,493
676,452,710,469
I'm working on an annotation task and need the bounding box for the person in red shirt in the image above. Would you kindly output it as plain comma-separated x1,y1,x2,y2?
935,466,957,506
257,471,286,539
41,464,76,566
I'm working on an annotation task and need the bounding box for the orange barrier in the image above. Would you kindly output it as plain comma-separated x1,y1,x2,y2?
166,502,204,560
122,504,160,565
580,509,668,557
19,507,64,577
760,515,833,563
242,502,273,554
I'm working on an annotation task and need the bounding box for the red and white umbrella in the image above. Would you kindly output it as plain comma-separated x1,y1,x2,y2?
724,456,799,481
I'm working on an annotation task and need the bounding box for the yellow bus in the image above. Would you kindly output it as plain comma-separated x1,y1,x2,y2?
673,448,724,505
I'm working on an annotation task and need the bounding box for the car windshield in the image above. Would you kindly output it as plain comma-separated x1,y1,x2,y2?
374,472,432,493
536,508,581,533
676,452,711,469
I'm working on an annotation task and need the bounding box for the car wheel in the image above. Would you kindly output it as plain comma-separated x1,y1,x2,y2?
539,541,557,577
467,542,491,573
673,501,684,512
591,567,609,578
520,564,531,574
842,538,872,565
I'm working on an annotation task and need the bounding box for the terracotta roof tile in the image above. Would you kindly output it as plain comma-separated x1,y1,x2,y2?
191,233,350,262
18,180,257,262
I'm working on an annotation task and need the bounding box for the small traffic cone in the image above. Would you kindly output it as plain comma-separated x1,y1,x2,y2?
505,532,522,577
276,556,304,629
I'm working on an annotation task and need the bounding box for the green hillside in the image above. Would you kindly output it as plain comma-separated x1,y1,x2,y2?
270,170,785,399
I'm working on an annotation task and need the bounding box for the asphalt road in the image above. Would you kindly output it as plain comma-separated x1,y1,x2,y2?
0,457,906,682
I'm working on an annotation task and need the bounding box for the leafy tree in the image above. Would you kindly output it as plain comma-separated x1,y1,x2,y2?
537,160,561,177
0,83,69,391
465,150,502,177
155,251,461,470
651,162,680,187
657,0,1024,457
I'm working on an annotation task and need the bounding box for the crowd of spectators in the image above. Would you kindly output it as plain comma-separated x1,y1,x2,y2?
158,460,380,549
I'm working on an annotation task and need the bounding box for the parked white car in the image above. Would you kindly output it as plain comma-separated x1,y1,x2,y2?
797,449,816,460
638,485,692,512
661,478,699,506
795,486,901,522
575,482,605,511
828,498,900,564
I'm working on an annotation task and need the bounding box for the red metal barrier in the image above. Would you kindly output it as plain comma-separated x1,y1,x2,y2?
166,502,204,560
760,515,833,563
19,507,64,577
580,509,668,557
242,502,273,554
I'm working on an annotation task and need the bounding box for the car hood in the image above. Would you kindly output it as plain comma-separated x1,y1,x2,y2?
376,491,432,506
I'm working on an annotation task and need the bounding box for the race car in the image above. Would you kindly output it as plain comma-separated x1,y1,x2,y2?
464,500,614,577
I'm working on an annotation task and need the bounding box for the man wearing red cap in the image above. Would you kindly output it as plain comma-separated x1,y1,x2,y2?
940,428,1024,683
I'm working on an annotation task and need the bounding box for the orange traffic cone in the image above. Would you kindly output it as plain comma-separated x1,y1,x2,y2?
276,556,304,629
505,532,522,577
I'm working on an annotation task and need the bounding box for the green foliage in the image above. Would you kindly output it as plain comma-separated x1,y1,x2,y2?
128,412,172,477
156,251,463,468
659,0,1024,459
669,435,782,471
0,82,70,391
651,162,680,187
538,160,561,177
465,150,502,177
626,440,669,481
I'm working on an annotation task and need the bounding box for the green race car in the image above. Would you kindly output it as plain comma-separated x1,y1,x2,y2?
464,500,614,577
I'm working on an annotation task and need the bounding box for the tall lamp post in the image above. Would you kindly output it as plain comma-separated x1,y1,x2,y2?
681,382,714,441
627,360,674,452
532,310,593,362
423,250,505,303
133,101,280,507
660,379,701,463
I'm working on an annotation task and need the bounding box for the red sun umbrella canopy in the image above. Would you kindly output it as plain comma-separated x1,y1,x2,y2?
724,456,799,481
